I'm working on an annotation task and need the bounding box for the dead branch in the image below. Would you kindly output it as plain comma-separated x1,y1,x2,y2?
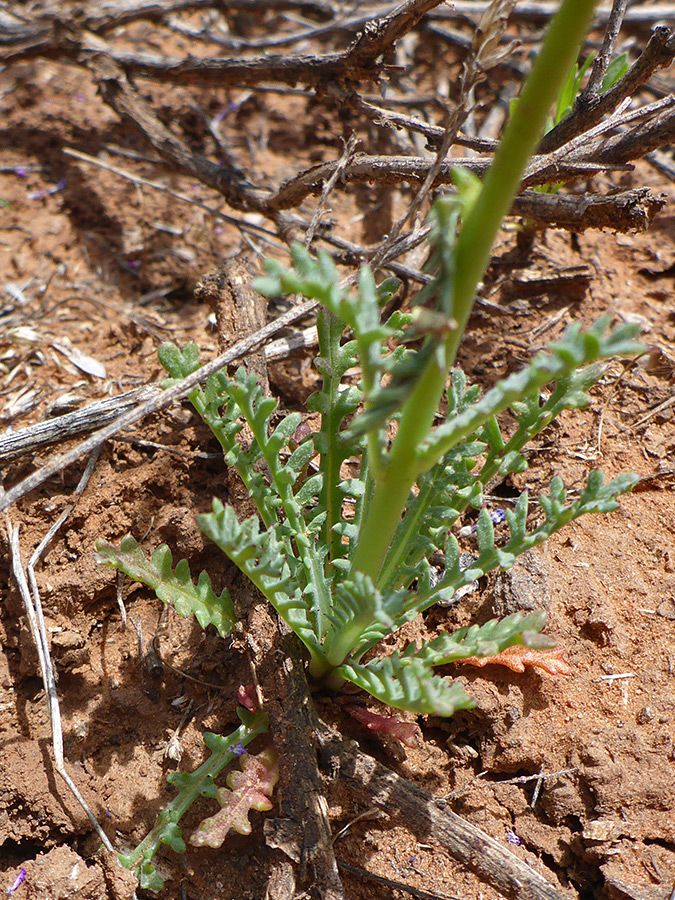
4,0,446,84
430,2,675,24
0,326,318,468
354,94,498,151
4,0,673,65
170,4,403,52
98,0,446,86
268,148,640,215
195,258,268,387
424,23,527,77
344,0,447,71
0,386,161,465
269,154,488,210
0,0,336,58
511,188,665,232
647,148,675,183
87,54,270,213
258,622,344,900
581,0,629,101
371,0,521,268
1,31,364,82
6,2,674,248
76,51,667,240
0,295,321,515
593,105,675,167
317,723,572,900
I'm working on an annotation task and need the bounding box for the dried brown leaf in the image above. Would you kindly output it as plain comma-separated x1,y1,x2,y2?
458,645,571,676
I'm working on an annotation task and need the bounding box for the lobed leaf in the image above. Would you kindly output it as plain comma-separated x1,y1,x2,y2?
339,654,476,716
419,319,643,473
198,500,323,656
322,571,400,667
96,536,235,638
410,611,553,668
190,747,279,848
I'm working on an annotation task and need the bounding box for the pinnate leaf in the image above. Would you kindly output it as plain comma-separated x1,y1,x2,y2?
96,536,235,638
412,611,553,667
459,645,571,676
190,748,279,848
339,655,475,716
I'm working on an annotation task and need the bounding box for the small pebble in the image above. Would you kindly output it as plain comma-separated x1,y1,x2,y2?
636,706,654,725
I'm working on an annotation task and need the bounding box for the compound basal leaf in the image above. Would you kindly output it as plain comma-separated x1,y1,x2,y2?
339,655,475,716
96,536,235,638
412,611,553,667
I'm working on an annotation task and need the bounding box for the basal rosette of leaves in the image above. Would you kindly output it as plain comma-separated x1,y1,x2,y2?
99,232,641,717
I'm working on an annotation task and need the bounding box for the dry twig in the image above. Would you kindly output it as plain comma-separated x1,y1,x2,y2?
4,453,113,853
581,0,629,100
317,722,571,900
0,295,321,514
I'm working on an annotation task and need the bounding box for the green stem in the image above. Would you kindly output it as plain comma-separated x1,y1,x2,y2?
350,343,448,580
451,0,598,350
350,0,598,583
121,710,268,874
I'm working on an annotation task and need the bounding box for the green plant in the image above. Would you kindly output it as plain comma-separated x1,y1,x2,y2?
139,247,637,713
115,708,270,891
97,0,643,885
532,48,629,192
547,49,628,134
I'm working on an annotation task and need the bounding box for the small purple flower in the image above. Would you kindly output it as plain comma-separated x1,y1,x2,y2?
459,508,507,537
506,830,521,846
28,179,67,200
7,867,26,895
14,167,27,178
233,742,247,757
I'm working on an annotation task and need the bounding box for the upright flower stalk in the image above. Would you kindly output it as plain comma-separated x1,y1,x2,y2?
349,0,599,583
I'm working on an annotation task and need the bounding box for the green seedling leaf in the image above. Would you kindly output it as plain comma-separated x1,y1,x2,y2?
119,709,268,891
158,341,200,379
96,536,235,638
601,51,628,92
137,863,165,894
